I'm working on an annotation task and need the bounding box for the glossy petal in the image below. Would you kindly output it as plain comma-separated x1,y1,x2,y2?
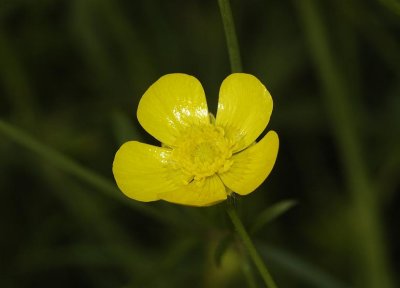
216,73,273,152
112,141,186,202
219,131,279,195
137,74,210,146
159,175,227,206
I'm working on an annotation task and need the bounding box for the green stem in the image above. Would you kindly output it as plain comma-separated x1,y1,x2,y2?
296,1,394,287
218,1,277,286
227,202,278,288
218,0,242,73
0,119,170,223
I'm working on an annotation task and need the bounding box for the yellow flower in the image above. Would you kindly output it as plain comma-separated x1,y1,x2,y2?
112,73,279,206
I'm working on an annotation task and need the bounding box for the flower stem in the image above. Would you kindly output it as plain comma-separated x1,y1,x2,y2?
218,0,242,73
219,1,278,286
226,201,278,288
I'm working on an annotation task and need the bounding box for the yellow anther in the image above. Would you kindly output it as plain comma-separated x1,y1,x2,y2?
172,124,233,182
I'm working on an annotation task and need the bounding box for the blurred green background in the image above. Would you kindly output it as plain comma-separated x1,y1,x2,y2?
1,0,399,287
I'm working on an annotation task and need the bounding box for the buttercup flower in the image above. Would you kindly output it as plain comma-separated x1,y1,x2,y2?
112,73,279,206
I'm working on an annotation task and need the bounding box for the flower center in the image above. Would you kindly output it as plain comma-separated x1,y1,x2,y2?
173,124,233,182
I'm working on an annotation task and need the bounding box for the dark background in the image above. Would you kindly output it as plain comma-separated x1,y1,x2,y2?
1,0,399,287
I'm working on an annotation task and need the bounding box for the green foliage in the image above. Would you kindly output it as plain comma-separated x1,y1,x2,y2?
250,200,297,234
1,0,399,287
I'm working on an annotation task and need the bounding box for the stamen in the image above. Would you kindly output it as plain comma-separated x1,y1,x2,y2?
172,124,233,182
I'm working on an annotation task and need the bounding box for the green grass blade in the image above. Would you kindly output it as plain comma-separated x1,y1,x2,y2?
250,200,297,234
0,119,170,223
258,243,351,288
296,1,394,287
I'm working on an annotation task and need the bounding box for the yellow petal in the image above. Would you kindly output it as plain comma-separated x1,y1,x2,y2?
219,131,279,195
159,175,227,206
137,74,210,146
112,141,186,202
216,73,273,152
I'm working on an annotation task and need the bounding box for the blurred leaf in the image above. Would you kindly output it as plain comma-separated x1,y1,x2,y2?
250,200,297,234
41,169,147,278
214,233,234,267
111,110,142,144
378,0,400,17
96,0,155,85
336,0,400,75
70,0,120,92
240,254,258,288
258,243,352,288
0,29,35,123
0,119,177,225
